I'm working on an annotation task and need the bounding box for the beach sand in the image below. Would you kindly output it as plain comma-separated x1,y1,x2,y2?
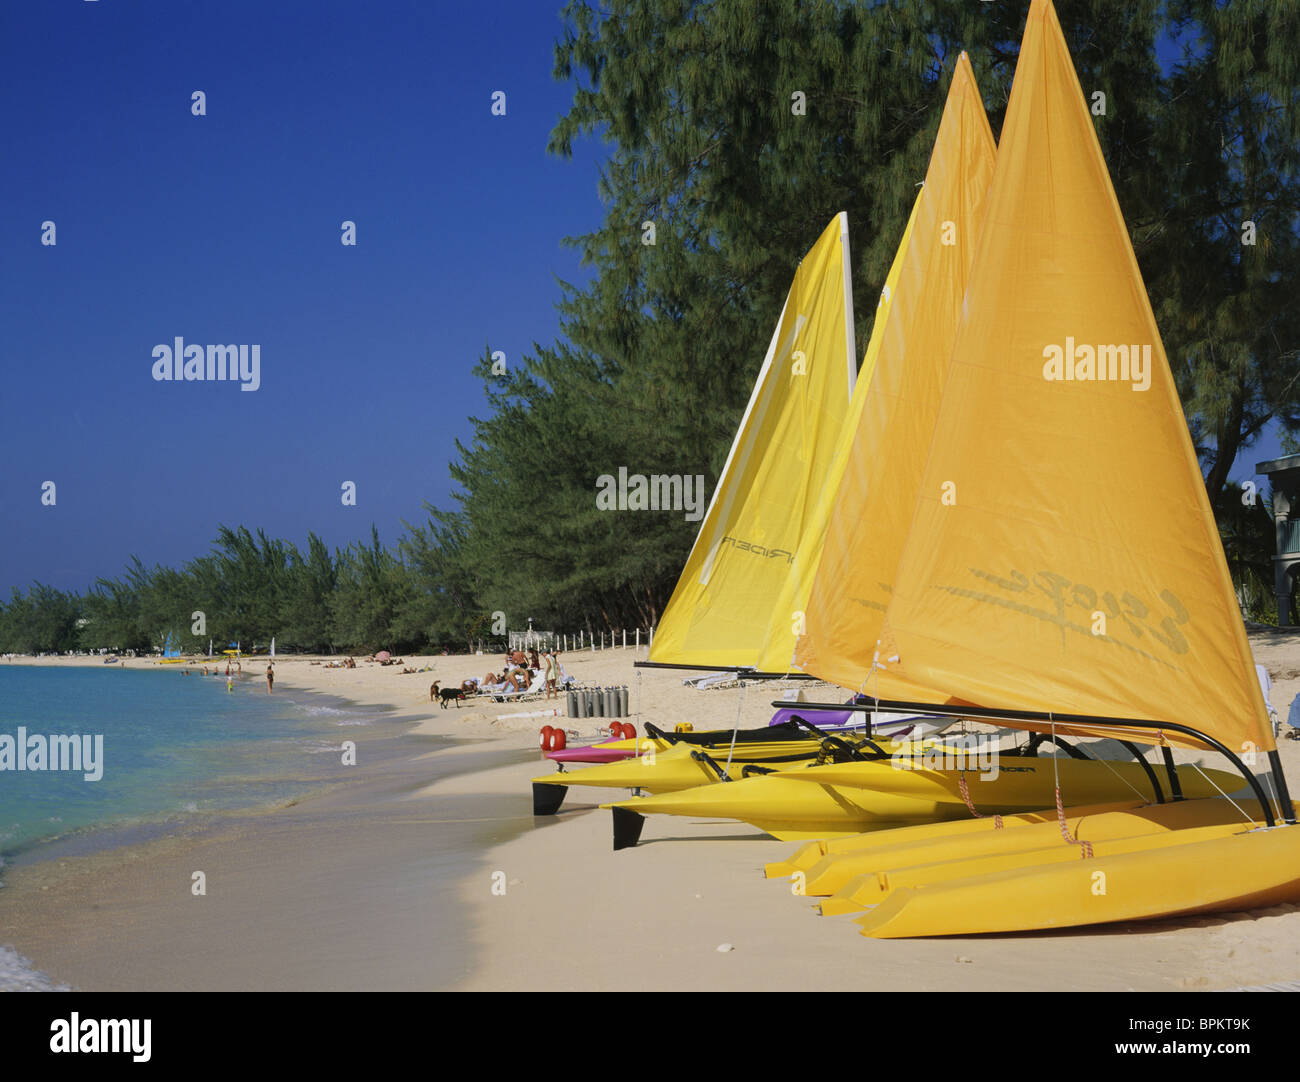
3,635,1300,991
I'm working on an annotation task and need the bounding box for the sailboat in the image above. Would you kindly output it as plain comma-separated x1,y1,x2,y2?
534,210,912,811
543,207,926,779
156,630,187,664
646,211,861,675
776,0,1299,937
600,39,1264,851
601,51,1041,843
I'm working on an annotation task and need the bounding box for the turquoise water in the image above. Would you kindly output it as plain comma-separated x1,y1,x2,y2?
0,664,384,860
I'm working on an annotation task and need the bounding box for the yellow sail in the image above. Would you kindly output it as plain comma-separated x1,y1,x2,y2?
795,52,997,697
876,0,1274,755
750,198,922,672
649,213,856,670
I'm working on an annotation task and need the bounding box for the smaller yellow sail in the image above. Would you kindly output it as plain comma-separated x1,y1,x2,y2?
751,199,921,673
876,0,1274,756
649,213,856,670
795,52,997,699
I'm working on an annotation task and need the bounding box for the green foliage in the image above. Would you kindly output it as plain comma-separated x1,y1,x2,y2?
1216,478,1277,624
0,584,81,654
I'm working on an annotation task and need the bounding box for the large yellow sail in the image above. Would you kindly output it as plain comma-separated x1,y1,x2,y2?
649,213,856,670
877,0,1274,755
795,52,997,697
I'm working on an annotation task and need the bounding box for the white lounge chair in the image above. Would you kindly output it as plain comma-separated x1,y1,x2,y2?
490,670,547,702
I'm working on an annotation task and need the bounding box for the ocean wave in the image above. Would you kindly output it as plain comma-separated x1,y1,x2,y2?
0,946,70,991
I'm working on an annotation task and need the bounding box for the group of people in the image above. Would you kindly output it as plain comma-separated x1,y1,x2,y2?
476,646,563,699
186,660,275,694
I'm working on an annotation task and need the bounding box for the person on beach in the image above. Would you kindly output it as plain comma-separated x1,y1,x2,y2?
226,675,234,693
544,650,558,699
528,647,540,670
266,663,274,694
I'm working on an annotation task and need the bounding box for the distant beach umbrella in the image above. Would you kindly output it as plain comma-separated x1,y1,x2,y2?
375,650,391,661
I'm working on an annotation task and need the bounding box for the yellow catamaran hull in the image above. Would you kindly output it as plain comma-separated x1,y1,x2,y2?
603,759,1243,846
531,734,922,814
780,795,1245,897
852,802,1300,937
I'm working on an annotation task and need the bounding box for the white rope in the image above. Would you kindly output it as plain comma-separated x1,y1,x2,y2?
725,678,747,776
1184,761,1260,826
1076,740,1149,802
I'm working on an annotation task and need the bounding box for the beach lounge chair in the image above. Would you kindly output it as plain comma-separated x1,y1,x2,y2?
1256,664,1281,736
490,670,547,702
683,671,741,691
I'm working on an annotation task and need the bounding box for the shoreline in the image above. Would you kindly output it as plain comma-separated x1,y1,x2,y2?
4,642,1300,990
0,654,534,990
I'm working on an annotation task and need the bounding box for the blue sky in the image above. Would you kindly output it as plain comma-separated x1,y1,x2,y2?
0,0,607,594
0,1,1285,596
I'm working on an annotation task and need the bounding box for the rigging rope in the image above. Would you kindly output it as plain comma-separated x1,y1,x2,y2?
1050,713,1094,858
956,769,1004,829
1186,762,1257,826
724,678,746,776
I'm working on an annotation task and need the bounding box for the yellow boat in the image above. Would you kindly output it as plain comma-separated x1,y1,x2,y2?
854,803,1300,937
808,797,1257,911
602,756,1243,848
766,0,1300,938
532,726,918,815
764,799,1142,880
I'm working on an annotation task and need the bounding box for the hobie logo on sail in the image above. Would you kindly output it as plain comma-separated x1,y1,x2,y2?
718,536,794,564
891,730,998,780
595,467,707,522
1041,338,1151,391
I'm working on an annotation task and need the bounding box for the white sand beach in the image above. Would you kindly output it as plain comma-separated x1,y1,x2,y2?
3,634,1300,991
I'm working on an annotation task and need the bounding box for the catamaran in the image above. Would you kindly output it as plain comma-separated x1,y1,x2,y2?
533,207,946,810
772,0,1299,937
